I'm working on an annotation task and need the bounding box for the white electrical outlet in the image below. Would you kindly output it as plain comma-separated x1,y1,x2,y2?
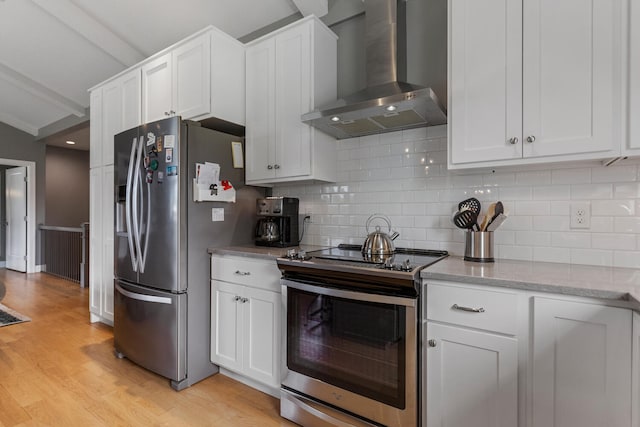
570,202,591,229
211,208,224,222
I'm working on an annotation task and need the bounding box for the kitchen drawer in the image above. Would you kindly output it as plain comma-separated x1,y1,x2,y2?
426,282,519,335
211,255,281,292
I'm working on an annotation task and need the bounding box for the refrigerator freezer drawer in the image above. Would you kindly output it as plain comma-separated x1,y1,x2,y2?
114,280,187,382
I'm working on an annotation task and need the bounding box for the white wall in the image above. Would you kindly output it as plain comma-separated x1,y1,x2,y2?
273,125,640,268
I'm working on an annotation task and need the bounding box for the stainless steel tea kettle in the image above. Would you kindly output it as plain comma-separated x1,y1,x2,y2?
362,214,399,256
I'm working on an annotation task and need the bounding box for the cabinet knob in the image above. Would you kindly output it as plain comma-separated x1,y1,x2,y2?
274,164,280,169
428,339,437,347
169,110,175,115
164,112,170,116
267,165,273,170
509,137,519,145
241,297,249,303
526,135,536,143
234,296,241,302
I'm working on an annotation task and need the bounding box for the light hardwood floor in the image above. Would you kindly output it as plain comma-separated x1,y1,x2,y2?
0,269,297,427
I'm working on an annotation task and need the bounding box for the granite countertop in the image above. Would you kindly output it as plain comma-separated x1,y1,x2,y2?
208,244,328,261
421,256,640,310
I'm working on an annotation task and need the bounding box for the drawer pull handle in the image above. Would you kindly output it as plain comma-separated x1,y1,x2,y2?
452,303,485,313
235,270,251,276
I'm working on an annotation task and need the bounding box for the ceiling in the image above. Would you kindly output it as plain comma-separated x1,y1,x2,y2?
0,0,334,150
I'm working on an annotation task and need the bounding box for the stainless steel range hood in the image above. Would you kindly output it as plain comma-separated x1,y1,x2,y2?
302,0,447,140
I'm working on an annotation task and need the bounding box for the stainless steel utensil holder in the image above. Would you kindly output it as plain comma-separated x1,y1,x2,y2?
464,231,494,262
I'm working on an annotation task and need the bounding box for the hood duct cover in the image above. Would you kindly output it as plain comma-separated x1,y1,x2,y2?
302,0,447,140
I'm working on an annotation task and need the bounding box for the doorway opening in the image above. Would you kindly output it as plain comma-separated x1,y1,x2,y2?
0,158,36,274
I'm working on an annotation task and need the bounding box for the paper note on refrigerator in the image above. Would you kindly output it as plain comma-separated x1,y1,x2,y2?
195,162,220,185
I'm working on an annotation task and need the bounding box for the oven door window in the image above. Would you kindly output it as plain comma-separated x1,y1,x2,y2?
287,288,406,408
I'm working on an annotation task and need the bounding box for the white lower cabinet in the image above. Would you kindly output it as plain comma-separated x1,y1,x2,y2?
89,165,114,324
425,283,519,427
210,255,282,390
426,323,518,427
532,297,632,427
424,280,635,427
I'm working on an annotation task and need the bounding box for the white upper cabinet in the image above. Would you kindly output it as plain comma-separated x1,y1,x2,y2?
142,32,211,123
101,69,141,165
449,0,623,168
89,90,102,169
245,16,338,185
627,0,640,153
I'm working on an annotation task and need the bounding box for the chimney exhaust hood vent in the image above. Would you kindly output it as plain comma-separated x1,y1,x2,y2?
302,0,446,140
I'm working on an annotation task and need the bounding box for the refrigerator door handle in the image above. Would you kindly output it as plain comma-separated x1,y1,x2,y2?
115,283,173,305
125,137,138,272
132,138,144,272
139,176,151,274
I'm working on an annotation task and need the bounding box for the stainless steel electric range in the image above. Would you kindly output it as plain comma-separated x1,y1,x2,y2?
277,244,448,427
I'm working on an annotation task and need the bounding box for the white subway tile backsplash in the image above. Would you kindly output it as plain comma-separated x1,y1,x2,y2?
274,127,640,268
571,183,613,199
591,200,635,216
533,247,571,264
514,201,551,216
551,168,591,184
592,233,636,250
591,165,637,183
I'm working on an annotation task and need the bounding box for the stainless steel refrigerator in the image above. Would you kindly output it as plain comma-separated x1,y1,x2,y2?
113,116,264,390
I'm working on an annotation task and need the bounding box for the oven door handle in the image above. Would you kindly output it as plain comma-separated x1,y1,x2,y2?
281,279,416,307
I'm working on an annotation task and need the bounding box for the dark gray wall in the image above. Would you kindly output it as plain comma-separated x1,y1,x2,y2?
0,121,46,265
45,146,90,227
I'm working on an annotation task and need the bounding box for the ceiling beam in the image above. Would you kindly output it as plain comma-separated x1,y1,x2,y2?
0,112,38,136
0,61,85,117
292,0,329,17
30,0,145,67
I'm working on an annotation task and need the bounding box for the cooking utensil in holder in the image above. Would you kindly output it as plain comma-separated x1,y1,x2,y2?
464,231,494,262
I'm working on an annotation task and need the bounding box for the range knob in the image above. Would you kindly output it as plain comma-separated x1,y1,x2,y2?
401,259,412,271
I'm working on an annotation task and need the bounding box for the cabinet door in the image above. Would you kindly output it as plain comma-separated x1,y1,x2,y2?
89,167,103,320
426,322,518,427
532,298,631,427
173,33,211,120
629,0,640,151
142,52,172,123
246,38,276,182
274,22,312,178
211,280,243,372
522,0,618,158
101,165,115,322
243,286,280,387
121,70,142,132
448,0,522,164
89,90,103,168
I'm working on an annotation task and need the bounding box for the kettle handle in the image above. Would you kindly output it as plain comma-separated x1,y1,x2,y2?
365,214,393,234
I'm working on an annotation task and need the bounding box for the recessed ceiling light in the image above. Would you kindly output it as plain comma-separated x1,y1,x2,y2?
66,140,76,145
385,105,397,112
331,116,340,122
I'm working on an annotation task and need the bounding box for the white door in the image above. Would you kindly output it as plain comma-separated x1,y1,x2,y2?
448,0,523,165
426,322,518,427
5,167,27,272
211,280,243,372
173,33,211,120
522,0,618,158
274,23,312,178
244,286,280,387
141,52,172,123
532,297,632,427
245,38,276,182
